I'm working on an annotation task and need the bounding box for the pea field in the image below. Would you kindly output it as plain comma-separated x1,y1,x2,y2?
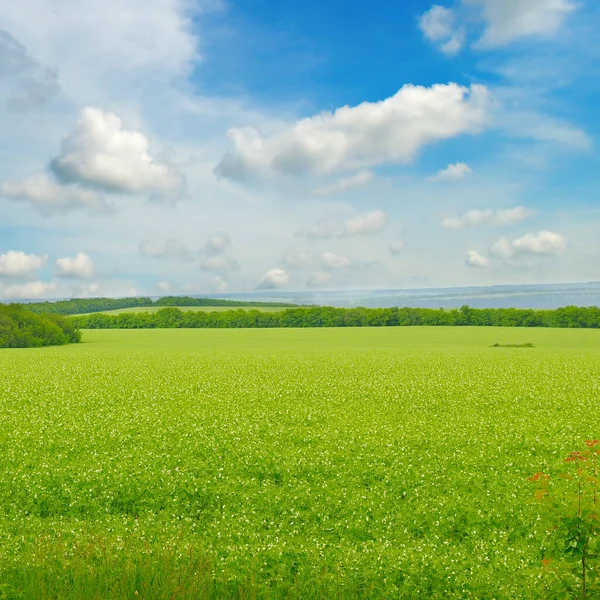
1,327,599,599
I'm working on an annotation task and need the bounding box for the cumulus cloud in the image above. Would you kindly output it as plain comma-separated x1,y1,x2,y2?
55,252,94,278
466,250,490,268
200,255,240,272
321,252,352,269
49,107,186,202
489,230,567,259
306,210,387,239
0,250,47,277
1,173,111,215
441,206,534,229
257,267,291,290
306,271,332,288
0,30,60,112
156,281,172,293
511,230,567,255
420,0,577,52
0,281,57,300
432,162,472,181
313,170,375,196
202,232,231,256
216,83,491,180
139,238,193,261
390,240,405,255
419,6,465,54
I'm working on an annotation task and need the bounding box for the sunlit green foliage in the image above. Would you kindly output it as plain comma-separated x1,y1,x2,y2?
0,327,599,598
0,304,81,348
70,304,600,330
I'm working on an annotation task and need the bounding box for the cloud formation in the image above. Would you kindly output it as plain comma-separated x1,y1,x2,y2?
0,281,57,300
49,108,186,202
466,250,490,268
0,30,60,112
313,170,375,196
442,206,534,229
202,232,231,256
1,174,111,215
0,250,47,277
257,267,291,289
420,0,577,52
306,210,387,239
216,83,491,180
139,238,193,261
418,6,465,54
432,162,472,181
321,252,352,269
55,252,94,278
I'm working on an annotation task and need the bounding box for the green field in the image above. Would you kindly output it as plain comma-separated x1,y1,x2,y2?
81,305,289,315
1,327,599,598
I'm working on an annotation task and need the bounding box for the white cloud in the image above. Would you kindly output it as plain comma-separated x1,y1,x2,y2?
0,250,47,276
306,271,332,288
216,83,491,180
0,280,57,299
1,0,201,103
321,252,352,269
200,255,240,272
49,107,186,201
156,281,172,293
419,6,465,55
494,206,535,225
390,240,405,255
313,170,375,196
202,232,231,256
432,162,472,181
490,230,567,259
55,252,94,278
442,206,534,229
512,230,567,255
307,209,387,239
257,267,291,290
139,238,193,261
467,0,577,48
420,0,576,53
344,210,388,236
213,276,228,294
1,173,111,215
466,250,490,268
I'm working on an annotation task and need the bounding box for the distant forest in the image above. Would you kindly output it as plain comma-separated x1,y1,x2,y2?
70,305,600,329
18,296,300,316
0,305,81,348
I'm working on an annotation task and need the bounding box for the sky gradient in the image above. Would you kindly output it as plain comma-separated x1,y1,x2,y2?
0,0,599,299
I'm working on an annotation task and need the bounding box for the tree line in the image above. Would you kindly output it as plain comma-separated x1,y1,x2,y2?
0,305,81,348
16,296,299,316
70,305,600,330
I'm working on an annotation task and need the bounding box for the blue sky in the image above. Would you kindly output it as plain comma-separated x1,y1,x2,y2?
0,0,599,299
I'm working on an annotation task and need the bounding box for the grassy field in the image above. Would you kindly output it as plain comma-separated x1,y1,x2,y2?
81,305,290,315
0,327,599,598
